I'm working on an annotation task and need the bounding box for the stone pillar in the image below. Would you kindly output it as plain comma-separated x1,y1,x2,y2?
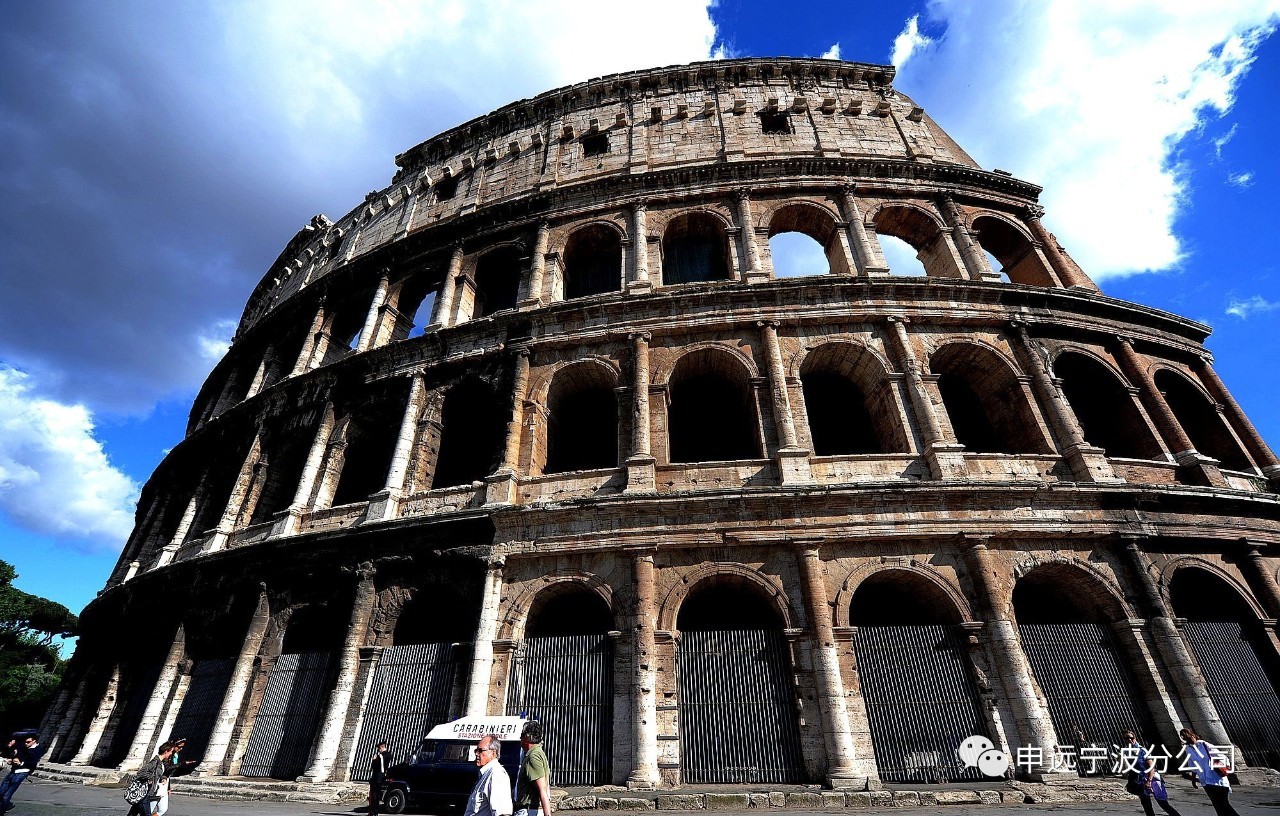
939,195,996,281
432,245,465,329
201,587,271,775
465,558,505,717
883,317,966,478
1023,206,1096,290
485,349,530,506
736,189,767,284
960,540,1060,775
274,402,337,537
521,221,550,307
157,488,204,567
1238,541,1280,620
626,332,656,492
291,305,328,376
69,665,120,765
795,545,862,788
117,626,187,771
300,565,378,781
354,272,392,353
368,372,428,522
1010,322,1118,483
839,187,889,276
627,550,660,789
1196,358,1280,483
629,202,652,294
46,675,89,760
206,432,264,553
759,320,811,485
1115,538,1231,745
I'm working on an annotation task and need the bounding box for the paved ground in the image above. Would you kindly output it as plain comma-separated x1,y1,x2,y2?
7,777,1280,816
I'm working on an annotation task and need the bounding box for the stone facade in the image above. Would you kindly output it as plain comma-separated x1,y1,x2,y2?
46,58,1280,792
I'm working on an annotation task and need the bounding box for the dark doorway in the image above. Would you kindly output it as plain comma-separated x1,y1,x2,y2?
563,225,622,299
473,247,523,317
433,379,507,489
1055,353,1161,459
662,214,730,285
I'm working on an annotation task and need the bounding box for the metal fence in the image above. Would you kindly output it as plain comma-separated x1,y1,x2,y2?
239,651,336,779
1183,620,1280,769
853,625,988,783
349,642,458,780
506,634,613,786
167,657,235,762
677,629,806,784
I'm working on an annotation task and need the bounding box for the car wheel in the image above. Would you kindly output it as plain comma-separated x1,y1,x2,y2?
384,788,408,814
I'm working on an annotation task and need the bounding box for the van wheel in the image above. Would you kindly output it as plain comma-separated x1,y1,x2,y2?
384,788,407,814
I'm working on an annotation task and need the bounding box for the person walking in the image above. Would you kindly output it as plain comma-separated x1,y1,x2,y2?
368,741,389,816
463,735,512,816
154,737,198,816
0,733,43,812
514,721,552,816
127,742,175,816
1121,731,1181,816
1179,728,1239,816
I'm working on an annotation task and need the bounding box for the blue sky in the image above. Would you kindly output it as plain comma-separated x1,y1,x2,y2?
1,1,1278,641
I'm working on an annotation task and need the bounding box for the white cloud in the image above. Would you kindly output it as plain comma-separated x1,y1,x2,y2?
893,0,1280,280
1227,170,1256,187
1213,123,1239,158
1226,294,1280,318
0,367,139,548
196,319,238,363
821,43,842,60
891,14,932,68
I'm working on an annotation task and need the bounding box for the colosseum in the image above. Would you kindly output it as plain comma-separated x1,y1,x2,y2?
40,57,1280,793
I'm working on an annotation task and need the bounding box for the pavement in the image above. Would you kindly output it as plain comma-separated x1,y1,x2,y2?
7,775,1280,816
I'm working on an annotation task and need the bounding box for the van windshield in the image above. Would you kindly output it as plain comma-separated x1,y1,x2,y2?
441,742,473,763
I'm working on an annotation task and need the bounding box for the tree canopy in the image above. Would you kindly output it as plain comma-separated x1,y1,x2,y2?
0,559,78,733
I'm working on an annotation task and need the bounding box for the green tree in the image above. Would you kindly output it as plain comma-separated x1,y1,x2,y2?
0,560,78,734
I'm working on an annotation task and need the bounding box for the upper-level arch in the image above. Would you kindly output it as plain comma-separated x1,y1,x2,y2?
1153,367,1253,471
561,222,624,300
660,210,733,285
970,213,1056,287
797,341,909,454
763,201,851,277
664,345,763,463
929,341,1050,455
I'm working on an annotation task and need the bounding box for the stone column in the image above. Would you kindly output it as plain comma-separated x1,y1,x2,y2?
627,550,660,789
795,545,861,788
431,245,465,329
1010,322,1118,483
629,202,652,294
1115,538,1231,745
206,432,264,553
292,305,329,376
157,487,204,567
939,195,996,281
202,587,271,775
68,665,120,765
274,402,337,537
46,675,89,760
117,626,187,771
960,540,1060,774
1023,206,1096,290
485,349,530,506
736,190,767,284
521,221,550,307
300,565,378,782
883,317,966,478
465,558,505,717
839,187,889,276
1238,541,1280,620
1196,358,1280,482
368,372,428,522
626,332,656,492
354,272,392,353
759,320,811,484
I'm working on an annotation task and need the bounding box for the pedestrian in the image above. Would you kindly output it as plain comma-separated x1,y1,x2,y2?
1121,730,1181,816
127,742,175,816
462,735,512,816
153,736,195,816
514,721,552,816
368,740,389,816
1178,728,1238,816
0,733,43,812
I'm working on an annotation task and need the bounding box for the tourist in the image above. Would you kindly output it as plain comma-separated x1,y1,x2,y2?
127,742,175,816
1121,730,1181,816
0,733,43,812
462,735,511,816
514,721,552,816
1179,728,1238,816
154,736,198,815
368,740,389,816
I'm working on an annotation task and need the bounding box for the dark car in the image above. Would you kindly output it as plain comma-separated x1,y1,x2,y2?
381,719,524,814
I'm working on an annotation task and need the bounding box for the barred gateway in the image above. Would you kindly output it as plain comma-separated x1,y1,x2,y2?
44,57,1280,790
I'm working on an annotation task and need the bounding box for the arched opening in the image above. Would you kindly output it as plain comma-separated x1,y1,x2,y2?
661,212,731,285
1054,353,1162,460
544,364,619,474
184,431,253,544
874,206,954,278
1169,567,1280,769
391,273,440,340
96,637,170,767
1013,566,1154,748
248,420,318,526
767,203,847,278
799,343,909,455
331,382,411,507
432,379,507,489
1155,370,1252,471
506,586,615,785
879,234,928,277
850,571,987,782
562,225,623,299
972,216,1055,287
473,246,523,318
932,344,1048,455
675,578,805,783
320,288,375,366
667,349,761,464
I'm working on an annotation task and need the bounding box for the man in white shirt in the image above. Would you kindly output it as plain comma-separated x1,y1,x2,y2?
463,735,512,816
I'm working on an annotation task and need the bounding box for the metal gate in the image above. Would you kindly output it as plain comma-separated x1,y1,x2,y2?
240,651,336,779
677,629,805,784
99,662,162,767
853,625,988,782
505,634,612,786
168,657,235,761
350,642,458,780
1019,622,1155,747
1183,621,1280,769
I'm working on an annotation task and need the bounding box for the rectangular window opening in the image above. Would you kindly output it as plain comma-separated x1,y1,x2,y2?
758,111,793,135
581,131,610,157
